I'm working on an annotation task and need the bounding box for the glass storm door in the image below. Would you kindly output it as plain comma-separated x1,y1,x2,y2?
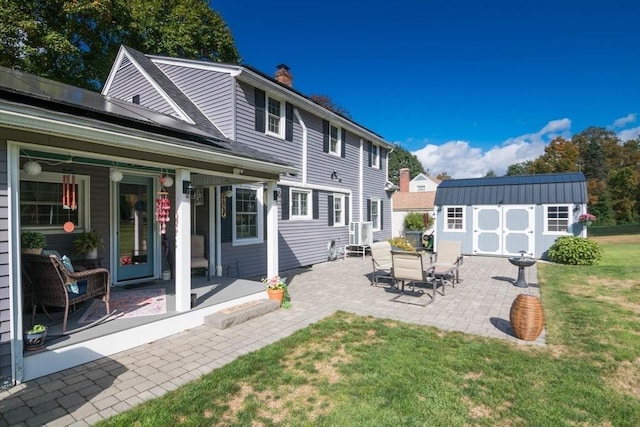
116,176,155,281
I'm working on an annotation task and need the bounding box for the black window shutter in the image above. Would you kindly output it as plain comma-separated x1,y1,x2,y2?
322,120,329,153
328,195,334,226
280,186,290,220
285,102,294,141
380,200,384,230
312,190,319,219
341,128,346,158
255,88,265,132
367,141,372,167
367,198,372,222
345,197,350,225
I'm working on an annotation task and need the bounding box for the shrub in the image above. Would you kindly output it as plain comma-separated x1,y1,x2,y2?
547,236,603,265
404,212,433,231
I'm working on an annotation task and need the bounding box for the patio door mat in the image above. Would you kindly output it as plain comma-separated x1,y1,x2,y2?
78,288,167,323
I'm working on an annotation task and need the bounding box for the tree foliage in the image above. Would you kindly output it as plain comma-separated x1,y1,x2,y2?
387,144,425,185
0,0,240,89
504,127,640,225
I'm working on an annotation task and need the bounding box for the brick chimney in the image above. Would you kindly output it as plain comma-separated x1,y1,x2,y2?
275,64,293,87
399,168,410,192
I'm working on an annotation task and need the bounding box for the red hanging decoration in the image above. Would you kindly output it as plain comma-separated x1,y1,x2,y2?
155,191,170,235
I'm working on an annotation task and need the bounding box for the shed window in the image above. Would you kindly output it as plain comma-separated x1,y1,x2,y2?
545,205,570,233
445,206,464,231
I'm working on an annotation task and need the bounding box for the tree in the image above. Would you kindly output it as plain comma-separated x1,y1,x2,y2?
387,144,425,185
435,171,453,181
505,161,533,176
528,137,580,174
0,0,240,90
484,170,497,177
308,94,351,119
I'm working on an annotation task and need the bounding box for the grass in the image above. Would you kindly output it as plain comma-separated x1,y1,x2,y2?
96,236,640,427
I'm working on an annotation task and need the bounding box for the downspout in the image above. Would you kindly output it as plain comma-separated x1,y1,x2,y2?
359,138,364,222
293,108,307,183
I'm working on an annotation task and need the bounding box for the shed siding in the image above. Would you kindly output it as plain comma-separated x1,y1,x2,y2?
157,64,234,137
108,61,177,118
0,141,10,388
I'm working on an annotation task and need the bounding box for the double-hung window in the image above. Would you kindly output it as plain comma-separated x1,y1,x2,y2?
370,199,380,230
371,143,380,168
329,124,340,155
267,96,284,138
545,205,569,233
20,171,90,232
445,206,464,231
333,194,345,226
291,189,312,220
233,185,263,245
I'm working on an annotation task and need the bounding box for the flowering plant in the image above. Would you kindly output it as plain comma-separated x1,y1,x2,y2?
578,213,596,224
262,275,287,290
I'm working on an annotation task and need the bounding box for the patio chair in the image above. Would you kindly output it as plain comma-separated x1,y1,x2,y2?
22,254,111,334
370,240,393,286
429,240,463,294
191,235,210,279
390,250,436,306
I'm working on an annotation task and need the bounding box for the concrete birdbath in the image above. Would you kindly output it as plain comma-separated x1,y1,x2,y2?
508,251,537,288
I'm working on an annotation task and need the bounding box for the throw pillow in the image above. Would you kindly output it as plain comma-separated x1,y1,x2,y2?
61,255,79,294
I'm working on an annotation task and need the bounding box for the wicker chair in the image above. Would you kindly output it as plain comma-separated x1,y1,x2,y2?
23,254,111,333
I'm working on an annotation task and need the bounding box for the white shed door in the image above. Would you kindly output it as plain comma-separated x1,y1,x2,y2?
473,205,534,257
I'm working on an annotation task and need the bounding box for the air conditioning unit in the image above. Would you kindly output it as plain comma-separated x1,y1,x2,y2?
349,221,372,246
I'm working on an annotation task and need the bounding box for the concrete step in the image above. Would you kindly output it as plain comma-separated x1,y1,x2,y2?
204,299,281,329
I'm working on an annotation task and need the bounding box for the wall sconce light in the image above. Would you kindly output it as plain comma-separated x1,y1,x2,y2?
273,188,281,202
573,204,581,212
109,169,123,182
183,181,195,198
23,160,42,176
224,188,233,198
330,170,341,182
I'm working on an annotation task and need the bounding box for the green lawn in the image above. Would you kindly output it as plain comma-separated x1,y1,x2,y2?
97,237,640,427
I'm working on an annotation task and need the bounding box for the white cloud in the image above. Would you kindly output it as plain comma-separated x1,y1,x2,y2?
409,118,572,179
611,113,636,129
617,126,640,141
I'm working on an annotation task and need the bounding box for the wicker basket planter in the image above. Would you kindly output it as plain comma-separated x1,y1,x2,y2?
24,327,48,351
510,294,544,341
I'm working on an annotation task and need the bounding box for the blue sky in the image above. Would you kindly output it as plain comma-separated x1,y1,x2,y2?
212,0,640,178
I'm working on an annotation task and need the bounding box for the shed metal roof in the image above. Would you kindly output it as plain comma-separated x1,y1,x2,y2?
434,172,587,205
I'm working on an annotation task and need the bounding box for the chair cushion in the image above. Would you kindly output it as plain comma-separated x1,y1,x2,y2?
191,257,208,269
61,255,79,293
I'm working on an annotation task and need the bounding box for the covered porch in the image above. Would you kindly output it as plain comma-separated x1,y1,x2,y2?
1,66,296,385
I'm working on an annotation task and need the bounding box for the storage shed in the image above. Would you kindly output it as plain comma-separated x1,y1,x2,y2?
433,172,588,258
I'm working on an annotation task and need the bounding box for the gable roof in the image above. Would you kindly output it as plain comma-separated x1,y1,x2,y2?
393,192,436,210
106,46,391,149
434,172,587,205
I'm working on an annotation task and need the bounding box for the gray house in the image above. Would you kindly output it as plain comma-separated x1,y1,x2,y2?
433,172,588,258
103,46,393,278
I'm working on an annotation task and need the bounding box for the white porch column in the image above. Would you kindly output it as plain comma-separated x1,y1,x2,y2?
266,181,279,278
175,169,191,312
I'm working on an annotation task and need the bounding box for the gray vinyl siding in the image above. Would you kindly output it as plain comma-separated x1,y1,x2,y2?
107,61,177,118
156,64,234,138
235,81,303,175
0,141,10,388
363,145,391,242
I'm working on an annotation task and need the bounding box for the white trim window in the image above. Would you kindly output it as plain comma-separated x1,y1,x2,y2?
291,188,312,220
333,193,345,226
266,95,285,138
329,124,341,156
371,198,381,231
445,206,465,231
20,171,90,232
233,185,264,245
371,143,380,169
545,205,570,233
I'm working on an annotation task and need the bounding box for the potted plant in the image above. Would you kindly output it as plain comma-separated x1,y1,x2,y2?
21,231,46,254
74,230,103,259
403,212,432,250
388,237,416,252
578,213,596,227
262,275,291,308
24,323,47,351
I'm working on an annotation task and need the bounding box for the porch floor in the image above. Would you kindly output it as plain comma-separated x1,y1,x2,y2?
25,274,265,351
